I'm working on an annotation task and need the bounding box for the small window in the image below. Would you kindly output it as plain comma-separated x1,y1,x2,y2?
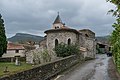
57,26,59,28
68,38,71,45
55,39,58,47
55,26,59,29
85,34,89,37
15,50,19,53
55,27,57,29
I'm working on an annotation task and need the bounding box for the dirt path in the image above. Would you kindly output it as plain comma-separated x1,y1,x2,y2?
52,54,120,80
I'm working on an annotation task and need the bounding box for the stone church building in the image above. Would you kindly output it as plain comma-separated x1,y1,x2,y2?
44,14,96,59
26,13,96,63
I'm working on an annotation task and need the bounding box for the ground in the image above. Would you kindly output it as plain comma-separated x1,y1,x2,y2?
0,62,33,77
52,54,120,80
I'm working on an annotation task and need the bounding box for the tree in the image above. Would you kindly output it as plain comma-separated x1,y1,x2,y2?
107,0,120,68
0,14,7,57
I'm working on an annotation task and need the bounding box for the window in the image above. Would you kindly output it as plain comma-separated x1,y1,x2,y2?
55,39,58,47
85,34,89,37
55,26,59,29
57,26,59,28
15,50,19,53
68,38,71,45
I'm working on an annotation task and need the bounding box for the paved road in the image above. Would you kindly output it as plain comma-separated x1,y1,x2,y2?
53,54,112,80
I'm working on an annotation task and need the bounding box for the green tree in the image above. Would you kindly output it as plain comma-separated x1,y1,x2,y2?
0,14,7,57
54,43,80,57
107,0,120,68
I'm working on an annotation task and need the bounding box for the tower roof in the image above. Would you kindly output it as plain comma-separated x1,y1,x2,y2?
53,12,62,24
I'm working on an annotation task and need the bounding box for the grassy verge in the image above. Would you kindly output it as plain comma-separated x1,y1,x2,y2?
0,62,33,77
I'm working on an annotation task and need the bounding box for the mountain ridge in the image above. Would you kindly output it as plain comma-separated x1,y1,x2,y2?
8,33,44,44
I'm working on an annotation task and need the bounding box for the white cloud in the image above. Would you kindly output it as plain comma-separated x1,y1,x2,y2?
0,0,115,37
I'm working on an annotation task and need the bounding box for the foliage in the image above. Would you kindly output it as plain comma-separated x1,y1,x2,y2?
33,49,51,64
33,51,41,64
96,45,101,54
107,0,120,68
0,14,7,57
54,43,80,57
41,49,51,63
107,0,120,17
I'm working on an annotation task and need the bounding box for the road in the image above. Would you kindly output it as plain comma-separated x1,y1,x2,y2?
52,54,115,80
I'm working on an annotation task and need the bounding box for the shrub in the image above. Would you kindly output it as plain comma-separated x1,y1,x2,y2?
32,49,51,64
54,43,80,57
41,49,51,62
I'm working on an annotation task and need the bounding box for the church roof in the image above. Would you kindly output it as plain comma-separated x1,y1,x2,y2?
79,29,95,34
44,28,80,34
53,13,62,24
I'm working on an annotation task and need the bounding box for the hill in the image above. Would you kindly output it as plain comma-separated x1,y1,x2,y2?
8,33,44,44
95,35,110,44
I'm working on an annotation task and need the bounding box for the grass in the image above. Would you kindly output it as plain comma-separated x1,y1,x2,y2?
0,62,34,77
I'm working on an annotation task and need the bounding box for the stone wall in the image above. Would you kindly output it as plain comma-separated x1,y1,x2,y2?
0,57,26,62
26,48,51,64
79,29,95,38
46,31,78,59
79,35,96,59
0,55,80,80
2,50,25,57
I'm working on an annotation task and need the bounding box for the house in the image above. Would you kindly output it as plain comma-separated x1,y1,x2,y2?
2,42,25,57
96,42,111,54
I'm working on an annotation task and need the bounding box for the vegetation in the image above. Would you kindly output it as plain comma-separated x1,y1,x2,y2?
0,14,7,57
54,43,80,57
41,49,51,63
96,45,102,54
33,49,51,64
0,62,33,77
107,0,120,70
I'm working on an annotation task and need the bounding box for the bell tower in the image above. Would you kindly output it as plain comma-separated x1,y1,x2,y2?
52,12,64,29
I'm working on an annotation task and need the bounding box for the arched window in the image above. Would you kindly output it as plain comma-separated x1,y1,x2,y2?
55,39,58,47
68,38,71,45
85,34,89,37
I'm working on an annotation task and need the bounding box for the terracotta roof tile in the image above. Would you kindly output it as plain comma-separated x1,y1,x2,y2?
7,43,25,50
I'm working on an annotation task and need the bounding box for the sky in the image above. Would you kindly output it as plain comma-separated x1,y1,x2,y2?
0,0,116,38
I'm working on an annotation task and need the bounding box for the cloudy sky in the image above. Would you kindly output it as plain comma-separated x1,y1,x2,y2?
0,0,115,38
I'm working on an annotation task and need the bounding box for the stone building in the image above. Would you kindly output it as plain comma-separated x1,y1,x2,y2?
26,13,96,63
2,42,25,58
44,14,96,59
96,42,111,54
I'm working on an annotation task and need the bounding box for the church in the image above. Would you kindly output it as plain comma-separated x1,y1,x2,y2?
26,13,96,63
44,13,96,59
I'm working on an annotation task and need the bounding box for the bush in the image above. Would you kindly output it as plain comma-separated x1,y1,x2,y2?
32,49,51,64
41,49,51,62
53,43,80,57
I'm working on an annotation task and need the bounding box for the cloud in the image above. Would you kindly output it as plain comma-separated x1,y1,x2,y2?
0,0,115,38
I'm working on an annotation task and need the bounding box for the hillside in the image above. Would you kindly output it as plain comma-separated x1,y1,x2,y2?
8,33,44,44
95,35,110,44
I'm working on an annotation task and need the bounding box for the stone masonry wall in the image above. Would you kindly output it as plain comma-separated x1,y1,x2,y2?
0,57,26,62
79,35,96,59
46,31,78,59
0,55,80,80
